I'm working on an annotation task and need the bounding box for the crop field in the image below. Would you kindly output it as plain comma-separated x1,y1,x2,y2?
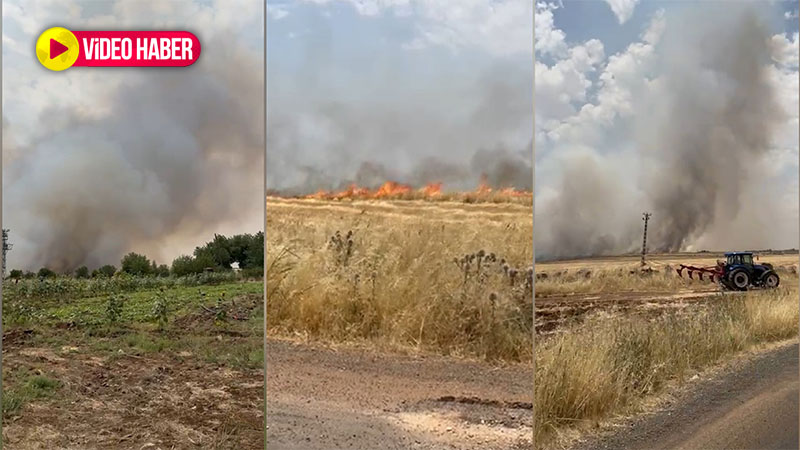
2,275,264,449
266,196,534,449
534,252,799,448
535,253,798,334
266,196,534,361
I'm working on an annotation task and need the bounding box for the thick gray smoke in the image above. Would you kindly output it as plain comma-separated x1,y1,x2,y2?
647,9,784,251
535,6,793,260
3,40,263,271
267,57,533,195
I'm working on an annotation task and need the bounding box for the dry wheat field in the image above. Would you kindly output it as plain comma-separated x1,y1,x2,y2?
266,196,534,362
534,253,799,448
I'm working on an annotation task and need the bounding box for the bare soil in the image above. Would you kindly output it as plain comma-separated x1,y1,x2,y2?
535,289,729,334
266,337,532,449
2,331,263,450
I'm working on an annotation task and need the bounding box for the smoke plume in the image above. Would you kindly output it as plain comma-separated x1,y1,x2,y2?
535,6,795,260
3,39,264,272
266,46,533,195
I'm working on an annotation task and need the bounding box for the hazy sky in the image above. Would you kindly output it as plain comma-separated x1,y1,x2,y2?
266,0,534,193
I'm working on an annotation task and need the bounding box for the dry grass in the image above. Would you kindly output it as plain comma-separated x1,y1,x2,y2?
535,265,688,297
266,198,534,362
273,191,533,205
534,286,799,448
535,260,799,297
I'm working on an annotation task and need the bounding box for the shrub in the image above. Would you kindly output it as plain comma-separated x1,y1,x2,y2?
75,266,90,279
97,264,117,278
121,253,152,276
106,295,124,324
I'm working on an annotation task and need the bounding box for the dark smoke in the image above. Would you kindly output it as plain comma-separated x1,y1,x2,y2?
267,53,533,196
535,6,791,260
647,9,784,251
3,39,263,271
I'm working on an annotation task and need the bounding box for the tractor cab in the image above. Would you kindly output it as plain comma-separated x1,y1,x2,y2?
725,252,754,267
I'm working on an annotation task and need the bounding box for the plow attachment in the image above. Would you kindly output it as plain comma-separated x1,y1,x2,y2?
676,264,724,283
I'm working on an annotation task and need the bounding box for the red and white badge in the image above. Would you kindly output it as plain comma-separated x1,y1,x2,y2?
36,27,201,71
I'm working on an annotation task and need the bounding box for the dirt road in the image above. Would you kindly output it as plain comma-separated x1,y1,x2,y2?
576,341,799,450
266,338,532,449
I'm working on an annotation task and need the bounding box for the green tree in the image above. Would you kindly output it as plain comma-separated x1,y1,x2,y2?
121,252,152,276
8,269,22,280
37,267,55,278
172,255,201,276
244,231,264,268
75,266,90,279
156,264,170,277
98,264,117,277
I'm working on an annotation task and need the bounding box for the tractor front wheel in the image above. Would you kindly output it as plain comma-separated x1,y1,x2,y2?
729,269,750,291
763,271,780,289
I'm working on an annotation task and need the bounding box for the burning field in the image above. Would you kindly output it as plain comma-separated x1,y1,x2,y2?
271,175,533,205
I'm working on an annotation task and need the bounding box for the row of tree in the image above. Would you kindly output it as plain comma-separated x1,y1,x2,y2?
9,232,264,279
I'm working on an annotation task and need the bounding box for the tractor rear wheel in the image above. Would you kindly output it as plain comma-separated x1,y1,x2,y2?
729,269,750,290
763,271,780,289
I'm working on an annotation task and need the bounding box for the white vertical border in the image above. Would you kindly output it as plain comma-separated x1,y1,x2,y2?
262,0,268,449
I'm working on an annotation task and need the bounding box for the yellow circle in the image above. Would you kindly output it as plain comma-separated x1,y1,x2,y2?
36,27,79,71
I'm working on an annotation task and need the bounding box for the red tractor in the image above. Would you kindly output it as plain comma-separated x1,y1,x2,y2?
677,252,780,291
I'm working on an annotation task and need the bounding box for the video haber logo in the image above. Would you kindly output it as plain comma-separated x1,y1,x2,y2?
36,27,201,71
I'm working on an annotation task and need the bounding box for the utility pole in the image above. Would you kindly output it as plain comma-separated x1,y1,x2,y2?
2,229,10,276
641,213,651,267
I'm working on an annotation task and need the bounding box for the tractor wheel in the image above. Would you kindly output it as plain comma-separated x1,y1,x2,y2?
763,271,780,289
729,269,750,291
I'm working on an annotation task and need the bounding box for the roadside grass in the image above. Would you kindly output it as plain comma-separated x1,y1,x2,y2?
2,369,61,419
266,200,533,362
534,286,799,448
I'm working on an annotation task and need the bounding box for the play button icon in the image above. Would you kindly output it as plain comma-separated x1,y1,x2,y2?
36,27,79,71
49,38,69,59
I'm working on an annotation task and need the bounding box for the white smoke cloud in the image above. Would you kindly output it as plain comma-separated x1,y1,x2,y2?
603,0,640,24
3,0,264,271
535,4,799,260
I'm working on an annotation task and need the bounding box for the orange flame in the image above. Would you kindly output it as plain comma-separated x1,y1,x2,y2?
298,177,531,201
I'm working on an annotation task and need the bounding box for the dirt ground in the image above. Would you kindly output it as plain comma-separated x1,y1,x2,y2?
575,341,798,450
266,338,532,450
2,331,263,449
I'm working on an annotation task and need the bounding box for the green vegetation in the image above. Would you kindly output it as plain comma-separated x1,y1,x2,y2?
2,370,61,418
10,232,264,284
